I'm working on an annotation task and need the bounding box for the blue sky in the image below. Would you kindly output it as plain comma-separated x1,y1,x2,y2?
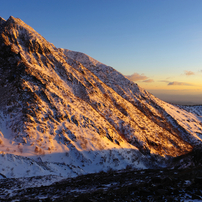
1,0,202,104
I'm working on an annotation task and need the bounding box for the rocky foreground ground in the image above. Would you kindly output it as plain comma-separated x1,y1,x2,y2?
0,164,202,202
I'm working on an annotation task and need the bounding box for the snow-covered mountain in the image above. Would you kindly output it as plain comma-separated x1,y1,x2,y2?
0,16,202,179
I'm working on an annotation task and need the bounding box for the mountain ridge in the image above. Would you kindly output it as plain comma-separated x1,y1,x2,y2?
0,16,202,178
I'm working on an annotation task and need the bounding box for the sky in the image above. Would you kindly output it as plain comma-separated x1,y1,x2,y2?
1,0,202,105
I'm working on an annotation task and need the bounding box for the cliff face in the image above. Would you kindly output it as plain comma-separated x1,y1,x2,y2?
0,16,201,177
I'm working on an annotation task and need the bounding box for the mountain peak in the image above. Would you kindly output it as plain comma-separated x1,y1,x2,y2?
0,16,202,179
0,17,6,25
8,15,16,21
7,16,23,24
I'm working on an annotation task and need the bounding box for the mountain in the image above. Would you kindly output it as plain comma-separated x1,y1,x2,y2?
0,16,202,179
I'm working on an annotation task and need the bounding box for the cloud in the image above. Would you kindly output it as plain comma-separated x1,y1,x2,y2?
125,73,148,82
159,80,170,83
159,80,194,86
184,70,194,76
143,79,154,83
167,81,193,86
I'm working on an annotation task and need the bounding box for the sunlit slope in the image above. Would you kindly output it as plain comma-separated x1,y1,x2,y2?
61,49,202,147
0,16,201,178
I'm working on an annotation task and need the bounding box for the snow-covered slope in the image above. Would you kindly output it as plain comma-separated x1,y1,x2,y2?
0,16,202,179
60,49,202,146
176,105,202,117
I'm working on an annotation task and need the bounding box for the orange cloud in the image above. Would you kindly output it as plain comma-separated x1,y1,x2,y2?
143,79,154,83
159,80,170,83
125,73,148,81
185,70,194,76
168,81,193,86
